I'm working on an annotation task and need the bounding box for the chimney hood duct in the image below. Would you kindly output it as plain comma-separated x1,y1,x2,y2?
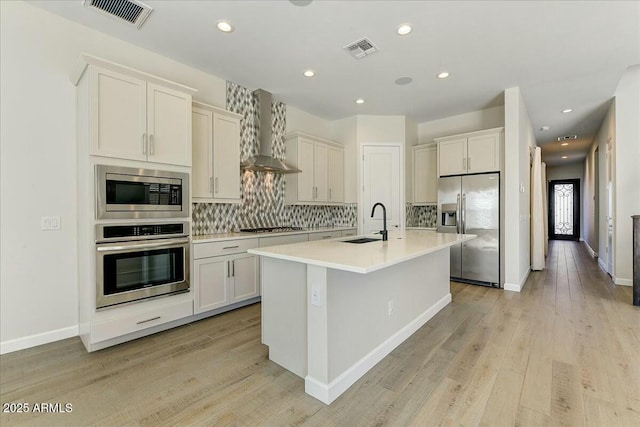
240,89,301,174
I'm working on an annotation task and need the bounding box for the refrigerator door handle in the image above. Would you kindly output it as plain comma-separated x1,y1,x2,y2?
462,193,466,234
456,193,461,234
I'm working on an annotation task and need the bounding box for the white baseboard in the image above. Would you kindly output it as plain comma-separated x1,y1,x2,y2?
305,293,452,404
1,325,79,355
598,258,609,274
582,241,598,258
504,268,530,293
614,277,633,286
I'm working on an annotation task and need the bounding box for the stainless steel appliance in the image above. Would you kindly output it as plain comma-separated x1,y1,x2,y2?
96,221,190,308
437,173,500,287
96,165,189,219
240,226,304,233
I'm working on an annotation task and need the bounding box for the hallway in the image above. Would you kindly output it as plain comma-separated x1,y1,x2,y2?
1,240,638,426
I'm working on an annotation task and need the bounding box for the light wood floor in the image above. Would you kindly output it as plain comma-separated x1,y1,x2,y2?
1,240,639,426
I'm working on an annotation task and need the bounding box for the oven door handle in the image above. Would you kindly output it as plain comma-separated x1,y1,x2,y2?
97,237,190,252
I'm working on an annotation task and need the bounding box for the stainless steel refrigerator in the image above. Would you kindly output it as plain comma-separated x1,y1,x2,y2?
437,173,500,287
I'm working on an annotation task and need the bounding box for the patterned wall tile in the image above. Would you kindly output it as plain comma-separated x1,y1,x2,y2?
406,203,437,228
193,82,357,234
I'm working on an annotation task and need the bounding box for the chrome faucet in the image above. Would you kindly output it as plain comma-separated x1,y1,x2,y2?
370,202,388,241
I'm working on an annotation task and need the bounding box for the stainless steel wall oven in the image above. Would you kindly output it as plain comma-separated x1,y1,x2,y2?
96,222,190,309
96,165,189,219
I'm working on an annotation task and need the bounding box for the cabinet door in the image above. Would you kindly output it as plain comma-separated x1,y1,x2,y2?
230,253,259,303
413,146,437,203
90,67,147,161
314,143,328,202
146,83,192,166
328,146,344,203
212,112,241,201
192,108,213,198
194,257,229,314
438,138,467,176
297,138,315,202
467,133,500,173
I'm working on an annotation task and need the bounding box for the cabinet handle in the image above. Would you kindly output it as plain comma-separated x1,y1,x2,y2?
462,157,466,170
232,260,235,277
223,245,240,250
214,177,219,194
467,157,471,170
137,316,160,325
141,133,147,154
227,260,231,278
149,135,155,155
329,188,332,201
209,177,214,194
322,235,333,239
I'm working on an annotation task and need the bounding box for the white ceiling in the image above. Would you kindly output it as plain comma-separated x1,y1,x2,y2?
30,0,640,166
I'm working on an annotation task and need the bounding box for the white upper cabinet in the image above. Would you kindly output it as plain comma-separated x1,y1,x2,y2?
285,132,344,205
191,102,243,203
413,144,437,204
436,128,503,176
81,56,195,166
328,146,345,203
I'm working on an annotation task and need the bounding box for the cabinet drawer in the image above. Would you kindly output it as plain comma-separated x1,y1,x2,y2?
91,300,193,343
308,231,341,241
193,238,259,259
259,234,308,247
341,229,357,237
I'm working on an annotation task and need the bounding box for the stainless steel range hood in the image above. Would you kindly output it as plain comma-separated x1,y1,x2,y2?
240,89,301,174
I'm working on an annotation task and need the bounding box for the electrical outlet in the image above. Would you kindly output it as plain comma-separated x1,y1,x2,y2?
41,216,61,231
311,287,321,307
387,300,394,316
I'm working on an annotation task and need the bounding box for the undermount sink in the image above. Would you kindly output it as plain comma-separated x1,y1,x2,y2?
343,237,381,244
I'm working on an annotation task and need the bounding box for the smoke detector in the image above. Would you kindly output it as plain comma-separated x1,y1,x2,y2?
344,38,378,59
83,0,153,29
557,135,578,142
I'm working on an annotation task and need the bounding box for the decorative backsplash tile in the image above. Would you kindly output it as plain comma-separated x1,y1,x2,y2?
192,82,357,235
406,204,437,228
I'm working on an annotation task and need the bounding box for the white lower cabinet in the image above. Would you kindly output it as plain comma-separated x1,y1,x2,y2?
193,239,259,314
308,230,342,241
341,229,357,237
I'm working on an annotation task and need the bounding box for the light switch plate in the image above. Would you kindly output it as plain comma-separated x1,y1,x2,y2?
41,216,61,231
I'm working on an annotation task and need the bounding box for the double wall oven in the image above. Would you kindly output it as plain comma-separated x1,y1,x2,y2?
95,165,191,309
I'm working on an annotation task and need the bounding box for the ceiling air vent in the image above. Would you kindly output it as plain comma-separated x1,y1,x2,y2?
83,0,153,29
344,38,378,59
557,135,578,142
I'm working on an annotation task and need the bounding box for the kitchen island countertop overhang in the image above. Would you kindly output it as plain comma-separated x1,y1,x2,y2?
249,229,477,404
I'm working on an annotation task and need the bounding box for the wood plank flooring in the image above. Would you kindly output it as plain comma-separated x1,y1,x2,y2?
1,240,638,426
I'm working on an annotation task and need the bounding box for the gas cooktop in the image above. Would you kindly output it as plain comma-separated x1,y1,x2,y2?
239,226,304,233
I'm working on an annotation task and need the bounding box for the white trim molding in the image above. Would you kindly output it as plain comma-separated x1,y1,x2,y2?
614,277,633,286
504,268,531,292
1,325,79,355
582,240,599,258
305,293,452,404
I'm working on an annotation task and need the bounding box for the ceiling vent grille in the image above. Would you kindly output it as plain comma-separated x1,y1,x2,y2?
344,38,378,59
557,135,578,141
83,0,153,29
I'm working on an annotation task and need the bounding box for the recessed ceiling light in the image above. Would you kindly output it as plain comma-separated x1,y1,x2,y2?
561,142,569,146
303,70,315,77
395,77,413,85
562,156,568,159
437,72,450,79
562,108,573,113
355,98,365,104
289,0,313,6
216,20,234,33
540,126,550,131
397,24,412,35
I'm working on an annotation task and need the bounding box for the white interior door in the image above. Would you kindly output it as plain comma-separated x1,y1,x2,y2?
606,138,614,275
362,145,401,233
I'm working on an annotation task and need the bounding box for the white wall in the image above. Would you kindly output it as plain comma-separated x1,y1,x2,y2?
547,162,586,240
331,116,358,203
613,65,640,285
504,87,536,291
404,118,419,202
286,105,333,141
417,105,505,144
0,1,229,351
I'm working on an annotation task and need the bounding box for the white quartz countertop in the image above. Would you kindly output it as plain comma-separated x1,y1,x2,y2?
248,229,476,274
192,226,356,244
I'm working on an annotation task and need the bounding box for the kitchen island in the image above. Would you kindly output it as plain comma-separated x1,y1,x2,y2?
248,229,475,404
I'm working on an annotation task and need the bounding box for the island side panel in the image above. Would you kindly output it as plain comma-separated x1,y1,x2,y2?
260,257,307,377
312,247,450,403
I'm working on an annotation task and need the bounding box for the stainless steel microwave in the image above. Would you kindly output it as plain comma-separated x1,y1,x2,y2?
96,165,189,220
